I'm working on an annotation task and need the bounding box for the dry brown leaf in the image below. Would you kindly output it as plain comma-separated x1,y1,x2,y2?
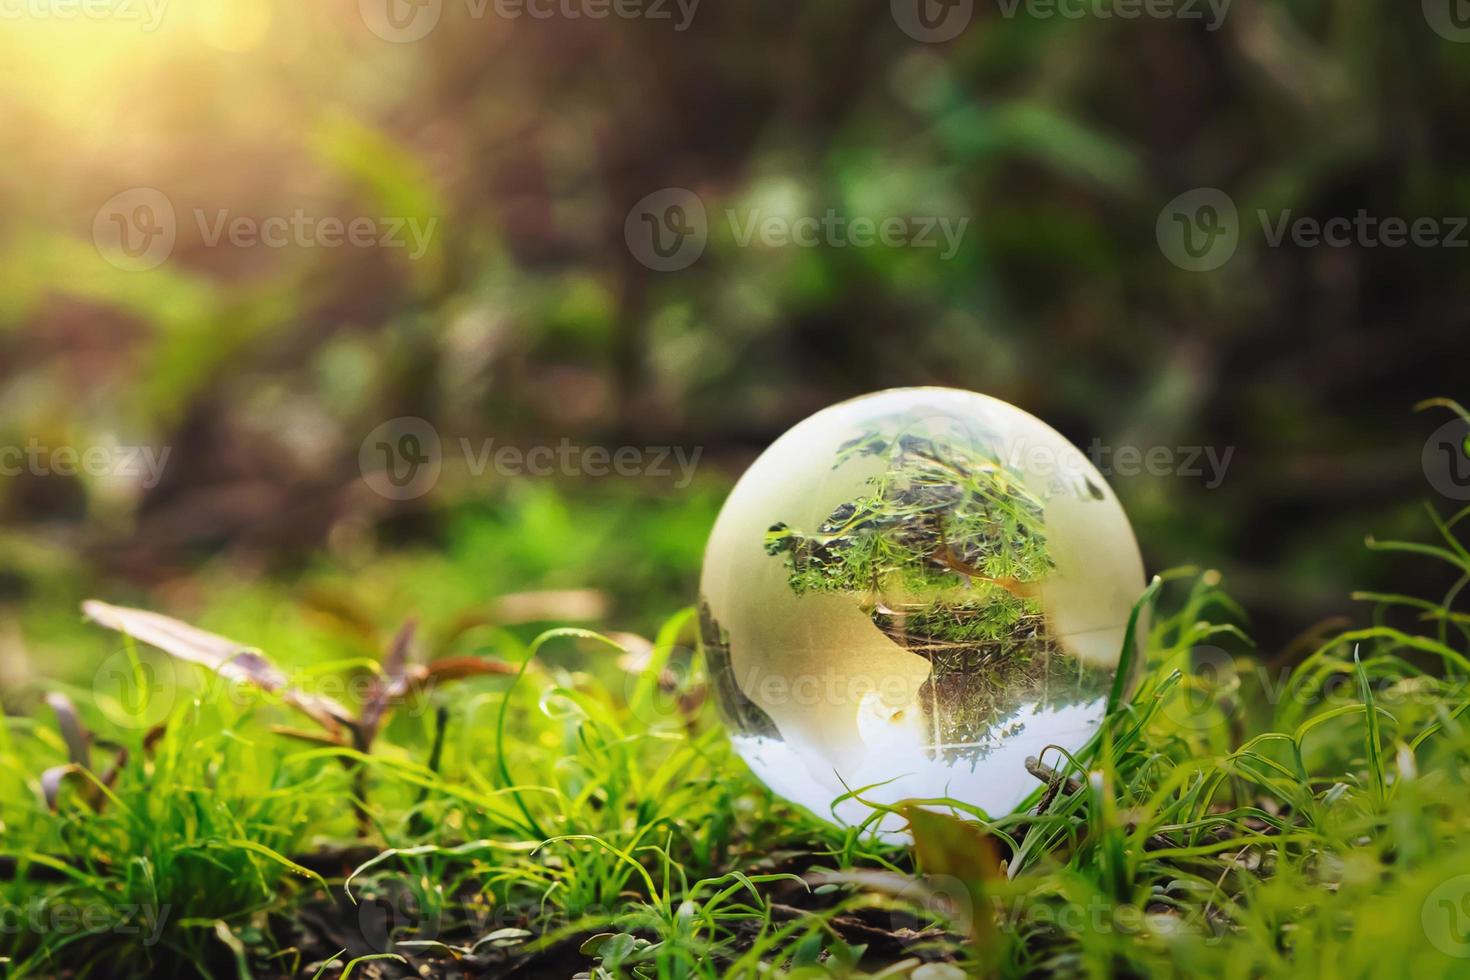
81,599,353,736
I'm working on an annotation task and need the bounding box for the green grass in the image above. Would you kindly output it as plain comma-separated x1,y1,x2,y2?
6,490,1470,977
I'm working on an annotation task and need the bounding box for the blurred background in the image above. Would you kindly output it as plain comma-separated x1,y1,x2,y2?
1,0,1468,698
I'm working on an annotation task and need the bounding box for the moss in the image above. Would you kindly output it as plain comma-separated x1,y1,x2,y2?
766,420,1058,668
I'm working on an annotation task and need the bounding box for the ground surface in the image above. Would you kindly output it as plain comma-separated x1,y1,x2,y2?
5,489,1470,979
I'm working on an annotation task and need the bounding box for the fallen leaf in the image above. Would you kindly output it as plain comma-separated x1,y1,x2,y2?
82,600,353,736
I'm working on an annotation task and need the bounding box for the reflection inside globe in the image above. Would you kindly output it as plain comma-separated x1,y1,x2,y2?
698,388,1145,831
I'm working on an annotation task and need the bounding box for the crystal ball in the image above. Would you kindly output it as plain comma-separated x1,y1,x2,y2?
699,388,1145,829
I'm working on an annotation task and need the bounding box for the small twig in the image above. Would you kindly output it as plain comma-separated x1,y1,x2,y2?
768,903,957,953
1026,754,1083,814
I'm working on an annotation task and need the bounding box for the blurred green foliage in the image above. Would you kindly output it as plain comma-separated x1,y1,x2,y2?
0,0,1467,677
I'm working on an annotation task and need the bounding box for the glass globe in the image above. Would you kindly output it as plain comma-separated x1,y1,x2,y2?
699,388,1145,831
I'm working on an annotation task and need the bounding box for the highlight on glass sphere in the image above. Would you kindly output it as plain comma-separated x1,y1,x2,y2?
698,387,1146,831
